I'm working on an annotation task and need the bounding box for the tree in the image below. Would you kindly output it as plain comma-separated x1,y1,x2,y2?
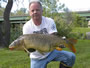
0,0,13,48
40,0,66,17
13,8,27,16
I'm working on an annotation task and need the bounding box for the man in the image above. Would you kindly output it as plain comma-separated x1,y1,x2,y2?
23,0,76,68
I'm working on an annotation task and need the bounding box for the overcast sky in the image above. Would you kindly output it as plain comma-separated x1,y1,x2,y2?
60,0,90,11
1,0,90,12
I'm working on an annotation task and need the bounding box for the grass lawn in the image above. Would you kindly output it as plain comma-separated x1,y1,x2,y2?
72,27,90,34
0,40,90,68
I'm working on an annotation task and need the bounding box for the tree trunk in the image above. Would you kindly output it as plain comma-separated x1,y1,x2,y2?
0,26,7,48
0,0,13,48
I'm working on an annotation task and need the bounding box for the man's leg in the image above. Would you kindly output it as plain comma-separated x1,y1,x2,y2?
30,50,76,68
31,58,47,68
49,50,76,68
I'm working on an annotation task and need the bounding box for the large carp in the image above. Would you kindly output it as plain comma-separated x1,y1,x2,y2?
9,34,77,54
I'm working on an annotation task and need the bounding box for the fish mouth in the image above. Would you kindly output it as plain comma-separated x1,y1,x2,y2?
9,46,15,50
9,47,14,50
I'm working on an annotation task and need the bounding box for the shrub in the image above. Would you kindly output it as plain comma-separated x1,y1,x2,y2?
10,24,23,43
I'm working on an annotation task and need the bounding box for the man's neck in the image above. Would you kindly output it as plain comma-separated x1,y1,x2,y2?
33,18,42,26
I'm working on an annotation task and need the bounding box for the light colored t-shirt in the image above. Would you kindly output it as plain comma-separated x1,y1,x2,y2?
23,16,57,59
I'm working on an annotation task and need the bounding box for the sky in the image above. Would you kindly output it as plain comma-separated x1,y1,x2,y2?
59,0,90,11
1,0,90,12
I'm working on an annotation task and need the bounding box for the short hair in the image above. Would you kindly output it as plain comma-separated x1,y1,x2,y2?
29,0,42,10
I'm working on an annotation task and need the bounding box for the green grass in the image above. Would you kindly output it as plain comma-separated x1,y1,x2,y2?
0,49,30,68
69,27,90,39
0,40,90,68
73,40,90,68
72,27,90,34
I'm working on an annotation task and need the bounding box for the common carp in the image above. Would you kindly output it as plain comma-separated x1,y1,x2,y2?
9,34,77,54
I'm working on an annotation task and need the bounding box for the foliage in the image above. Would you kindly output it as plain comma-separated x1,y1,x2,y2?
0,40,90,68
47,12,88,38
10,24,22,43
12,8,27,16
0,7,5,16
41,0,67,16
53,13,72,37
72,13,88,27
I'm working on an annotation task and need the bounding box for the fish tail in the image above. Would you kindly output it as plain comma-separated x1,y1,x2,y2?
68,43,76,53
64,38,77,53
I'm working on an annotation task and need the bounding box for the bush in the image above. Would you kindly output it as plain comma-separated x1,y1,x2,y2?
56,22,72,37
53,14,73,38
53,12,88,39
10,24,23,43
67,32,86,39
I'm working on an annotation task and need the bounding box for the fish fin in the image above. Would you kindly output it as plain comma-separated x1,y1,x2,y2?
56,47,62,51
64,38,77,53
68,38,77,53
70,44,76,53
64,43,76,53
22,46,30,54
68,43,76,53
22,46,31,56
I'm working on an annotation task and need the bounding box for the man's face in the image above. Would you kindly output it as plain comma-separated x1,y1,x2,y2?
29,2,43,20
